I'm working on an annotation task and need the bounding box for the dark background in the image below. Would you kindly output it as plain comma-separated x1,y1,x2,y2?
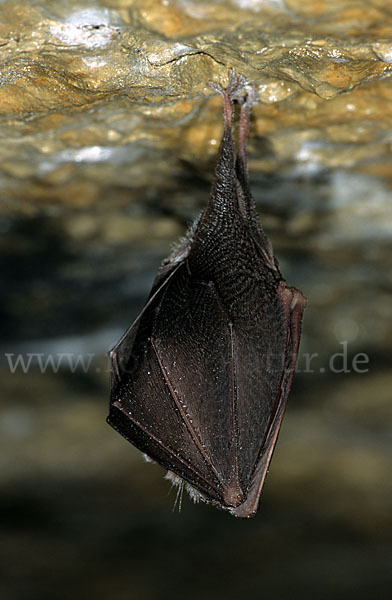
1,164,391,600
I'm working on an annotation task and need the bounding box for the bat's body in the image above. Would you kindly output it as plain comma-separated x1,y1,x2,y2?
108,73,306,518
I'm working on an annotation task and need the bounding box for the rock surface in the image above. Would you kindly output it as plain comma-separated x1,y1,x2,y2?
1,0,392,211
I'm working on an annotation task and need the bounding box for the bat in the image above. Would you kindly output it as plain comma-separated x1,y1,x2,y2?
107,71,306,518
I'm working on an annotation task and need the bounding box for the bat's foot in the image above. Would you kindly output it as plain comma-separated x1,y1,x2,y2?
210,71,258,134
210,69,248,129
210,69,246,100
240,84,258,110
226,68,247,100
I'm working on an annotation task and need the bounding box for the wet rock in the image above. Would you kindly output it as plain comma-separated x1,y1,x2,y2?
0,0,391,211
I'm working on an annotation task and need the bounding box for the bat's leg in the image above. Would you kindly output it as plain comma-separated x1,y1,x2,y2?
206,71,246,211
238,86,258,170
210,69,246,131
235,85,276,268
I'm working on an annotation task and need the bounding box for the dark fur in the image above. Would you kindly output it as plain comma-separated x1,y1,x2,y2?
107,75,306,518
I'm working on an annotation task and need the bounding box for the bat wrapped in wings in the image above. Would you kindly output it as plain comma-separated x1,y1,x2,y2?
107,72,306,518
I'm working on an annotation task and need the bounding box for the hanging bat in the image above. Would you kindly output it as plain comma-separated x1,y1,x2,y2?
107,71,306,518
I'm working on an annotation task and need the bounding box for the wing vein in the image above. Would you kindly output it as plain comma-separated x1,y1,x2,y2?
206,281,241,489
151,338,227,491
228,322,240,488
246,328,295,487
113,402,222,497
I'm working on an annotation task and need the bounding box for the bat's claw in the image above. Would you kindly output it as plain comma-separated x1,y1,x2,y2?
241,84,259,110
210,69,247,102
210,70,249,128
